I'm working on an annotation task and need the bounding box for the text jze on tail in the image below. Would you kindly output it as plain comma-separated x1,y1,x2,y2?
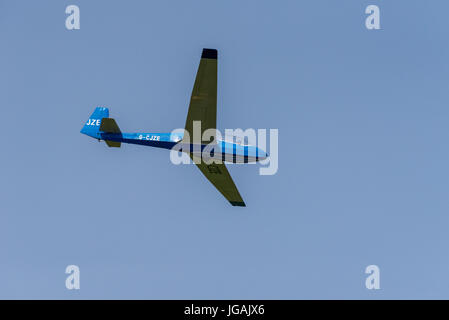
80,107,109,139
81,107,122,147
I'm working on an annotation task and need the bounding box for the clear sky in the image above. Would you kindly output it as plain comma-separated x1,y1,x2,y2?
1,0,449,299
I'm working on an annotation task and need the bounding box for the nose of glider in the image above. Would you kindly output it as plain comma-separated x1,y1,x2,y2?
258,148,269,161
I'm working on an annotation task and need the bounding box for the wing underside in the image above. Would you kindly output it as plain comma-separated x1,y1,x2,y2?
190,155,245,207
184,49,245,207
184,48,217,144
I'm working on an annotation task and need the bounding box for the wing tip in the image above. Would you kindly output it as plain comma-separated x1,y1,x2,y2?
230,201,246,207
202,48,217,60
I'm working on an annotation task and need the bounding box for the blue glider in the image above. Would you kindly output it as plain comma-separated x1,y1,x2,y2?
81,49,267,206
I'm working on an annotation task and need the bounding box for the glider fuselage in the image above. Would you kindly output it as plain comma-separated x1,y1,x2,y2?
81,48,263,206
99,132,267,163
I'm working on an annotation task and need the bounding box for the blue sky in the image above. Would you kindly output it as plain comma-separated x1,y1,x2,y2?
1,0,449,299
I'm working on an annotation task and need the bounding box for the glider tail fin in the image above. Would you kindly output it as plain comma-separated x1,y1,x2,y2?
80,107,109,139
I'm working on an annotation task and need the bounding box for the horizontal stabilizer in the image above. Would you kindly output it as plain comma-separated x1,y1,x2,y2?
100,118,121,133
100,118,121,147
105,140,121,148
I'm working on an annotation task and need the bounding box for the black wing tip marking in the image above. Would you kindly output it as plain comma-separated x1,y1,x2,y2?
230,201,246,207
202,48,217,60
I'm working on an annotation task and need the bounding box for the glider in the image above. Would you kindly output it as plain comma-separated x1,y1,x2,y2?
81,48,267,206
